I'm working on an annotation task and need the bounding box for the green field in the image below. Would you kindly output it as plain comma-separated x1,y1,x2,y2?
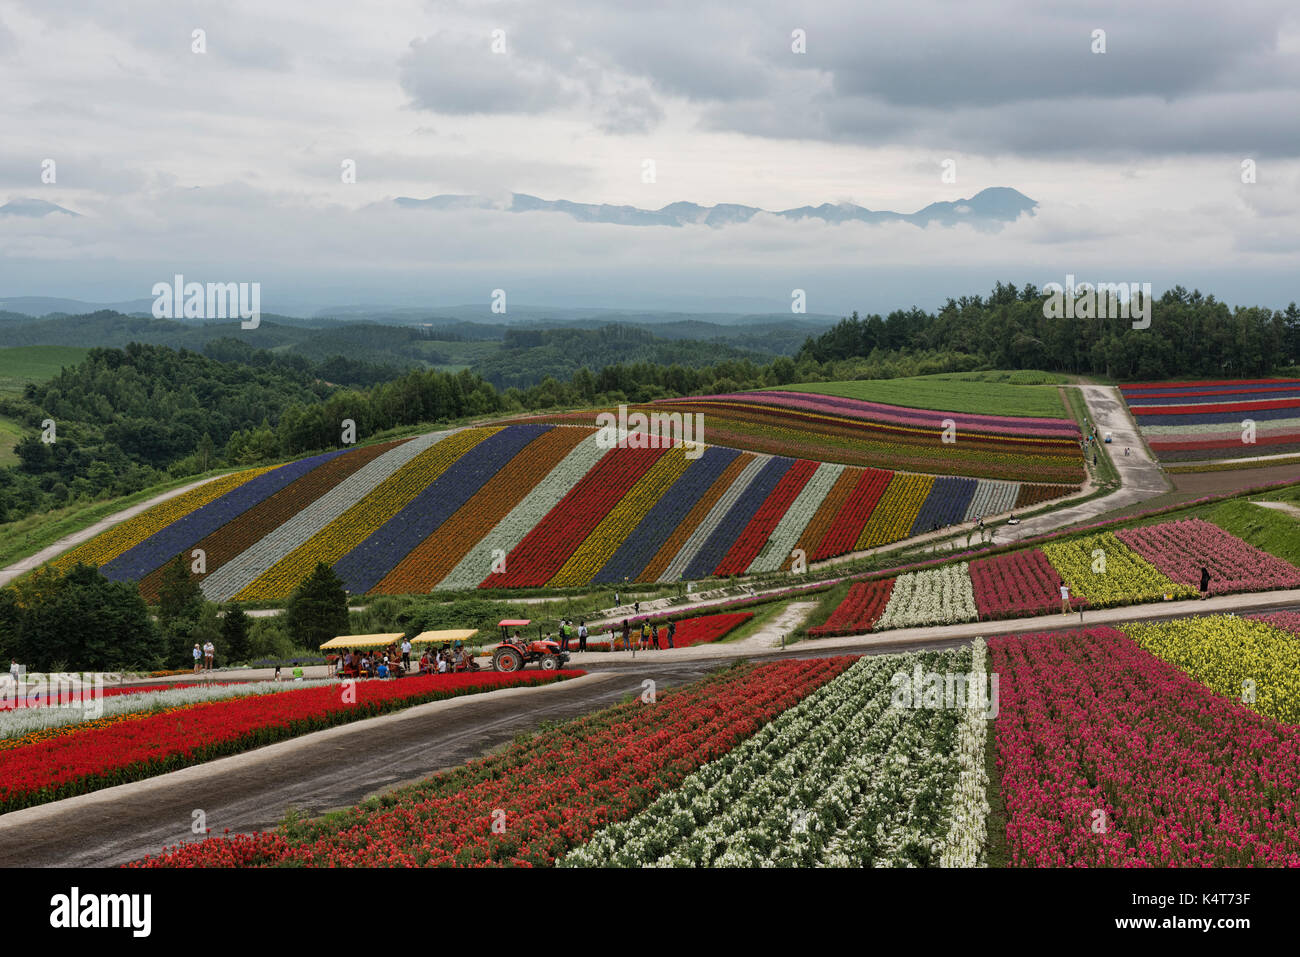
775,370,1072,418
0,345,90,394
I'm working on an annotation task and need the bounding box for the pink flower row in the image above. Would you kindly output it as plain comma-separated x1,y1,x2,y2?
991,627,1300,867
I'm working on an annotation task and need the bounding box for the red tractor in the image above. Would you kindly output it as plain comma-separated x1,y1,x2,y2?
491,619,569,673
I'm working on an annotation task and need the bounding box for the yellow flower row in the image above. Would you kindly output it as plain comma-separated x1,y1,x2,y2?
1042,532,1195,607
1123,616,1300,725
856,472,934,550
53,467,275,572
235,429,498,600
547,446,692,587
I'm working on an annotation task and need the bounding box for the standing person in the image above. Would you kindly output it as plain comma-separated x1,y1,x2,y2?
192,643,202,675
8,659,19,684
203,639,215,671
1059,581,1071,616
1199,565,1210,600
640,619,653,651
666,619,676,649
401,636,412,672
614,591,620,607
633,600,640,615
621,618,630,652
578,619,588,652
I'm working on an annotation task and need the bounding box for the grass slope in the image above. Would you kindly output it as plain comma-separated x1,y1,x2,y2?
0,345,91,394
775,371,1071,418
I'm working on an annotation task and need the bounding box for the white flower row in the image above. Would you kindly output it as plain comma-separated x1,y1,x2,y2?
201,430,450,602
875,562,978,631
0,677,336,741
938,638,991,867
748,462,845,574
964,480,1019,522
436,430,612,590
560,646,988,868
656,454,770,582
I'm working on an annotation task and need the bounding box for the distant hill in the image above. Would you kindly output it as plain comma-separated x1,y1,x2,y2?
0,198,81,218
395,187,1037,230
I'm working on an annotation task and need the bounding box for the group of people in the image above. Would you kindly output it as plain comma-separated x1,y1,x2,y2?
191,640,216,674
618,617,676,651
551,619,589,652
335,639,479,679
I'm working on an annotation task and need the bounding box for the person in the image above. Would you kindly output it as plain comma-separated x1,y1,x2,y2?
578,619,588,652
292,665,304,681
1059,581,1071,616
621,618,631,652
640,619,653,651
558,620,570,653
192,643,202,675
376,659,389,679
437,652,448,674
633,600,640,615
401,637,412,672
203,639,215,671
666,619,676,649
1007,513,1019,525
1125,447,1131,457
614,591,620,607
273,665,282,682
1199,565,1210,600
8,659,19,684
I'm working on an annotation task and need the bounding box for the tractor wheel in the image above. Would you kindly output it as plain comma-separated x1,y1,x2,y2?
494,648,523,673
539,654,560,672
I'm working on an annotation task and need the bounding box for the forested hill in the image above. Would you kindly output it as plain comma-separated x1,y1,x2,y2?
798,283,1300,380
474,325,763,389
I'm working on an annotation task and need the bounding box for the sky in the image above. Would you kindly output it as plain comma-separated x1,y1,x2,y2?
0,0,1298,316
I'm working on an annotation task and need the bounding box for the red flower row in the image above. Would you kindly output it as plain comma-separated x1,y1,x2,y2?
808,579,895,637
0,671,582,813
969,548,1087,619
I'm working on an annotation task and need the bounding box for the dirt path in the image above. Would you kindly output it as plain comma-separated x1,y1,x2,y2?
1249,500,1300,520
0,475,227,587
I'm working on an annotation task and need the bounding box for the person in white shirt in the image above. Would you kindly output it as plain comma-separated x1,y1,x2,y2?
193,644,202,674
1059,582,1071,616
437,654,448,674
203,640,215,671
401,638,412,672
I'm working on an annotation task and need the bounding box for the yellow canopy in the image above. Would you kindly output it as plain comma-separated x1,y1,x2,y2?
319,633,404,651
411,629,478,645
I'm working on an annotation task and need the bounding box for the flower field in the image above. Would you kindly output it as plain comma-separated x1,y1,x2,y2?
132,657,855,867
1121,616,1300,724
1114,518,1300,595
561,646,989,867
1121,378,1300,463
808,579,895,637
0,671,582,814
875,563,978,630
653,611,753,648
991,627,1300,866
61,419,1079,598
807,517,1299,636
1040,532,1195,607
517,390,1083,483
968,549,1087,619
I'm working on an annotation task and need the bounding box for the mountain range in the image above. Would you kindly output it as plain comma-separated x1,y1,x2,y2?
394,186,1037,229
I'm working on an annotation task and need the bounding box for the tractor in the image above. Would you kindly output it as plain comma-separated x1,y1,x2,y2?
491,619,569,672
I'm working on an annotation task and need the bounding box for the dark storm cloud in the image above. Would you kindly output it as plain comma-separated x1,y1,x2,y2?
398,0,1300,156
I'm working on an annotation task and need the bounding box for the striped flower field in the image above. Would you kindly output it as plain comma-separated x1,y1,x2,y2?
1120,378,1300,463
51,420,1079,600
513,389,1084,483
